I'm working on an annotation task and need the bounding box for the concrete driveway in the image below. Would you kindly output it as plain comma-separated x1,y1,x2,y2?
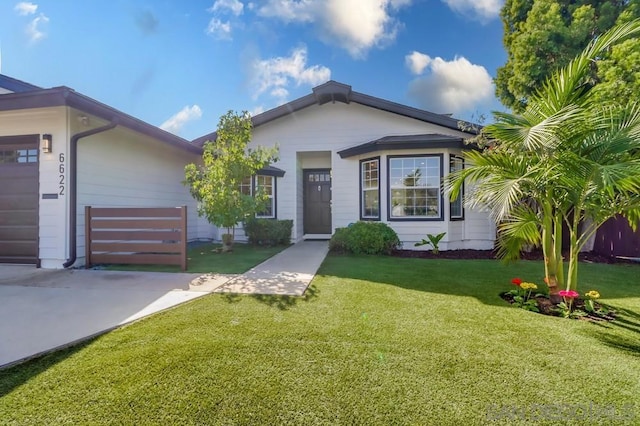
0,266,231,368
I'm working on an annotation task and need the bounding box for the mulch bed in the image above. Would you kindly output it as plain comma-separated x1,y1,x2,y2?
499,291,617,322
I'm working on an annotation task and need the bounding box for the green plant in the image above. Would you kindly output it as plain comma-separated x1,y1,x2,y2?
184,111,279,252
447,20,640,299
328,227,349,253
414,232,446,254
328,222,401,255
507,279,541,312
244,218,293,246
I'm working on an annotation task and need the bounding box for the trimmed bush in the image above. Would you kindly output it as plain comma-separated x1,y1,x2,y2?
329,221,401,255
328,227,350,253
244,218,293,246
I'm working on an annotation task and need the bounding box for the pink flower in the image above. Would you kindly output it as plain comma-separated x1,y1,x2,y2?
511,278,522,286
558,290,579,298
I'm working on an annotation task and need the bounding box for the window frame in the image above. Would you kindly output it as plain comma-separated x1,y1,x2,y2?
359,156,381,221
239,174,277,219
449,155,465,220
387,154,444,222
255,174,276,219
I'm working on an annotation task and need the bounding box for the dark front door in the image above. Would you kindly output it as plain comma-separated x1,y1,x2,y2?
304,170,331,234
0,135,39,264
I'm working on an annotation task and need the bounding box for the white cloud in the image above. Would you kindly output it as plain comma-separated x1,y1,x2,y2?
257,0,411,58
250,46,331,102
249,105,265,116
206,18,232,39
407,54,493,114
160,105,203,135
442,0,502,21
26,14,49,43
405,51,431,75
209,0,244,16
14,1,37,15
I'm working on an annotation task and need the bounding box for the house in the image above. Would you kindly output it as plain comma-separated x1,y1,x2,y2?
193,81,496,250
0,74,215,268
1,75,495,270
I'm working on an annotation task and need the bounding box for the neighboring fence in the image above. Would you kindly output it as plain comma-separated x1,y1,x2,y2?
592,215,640,258
85,206,187,271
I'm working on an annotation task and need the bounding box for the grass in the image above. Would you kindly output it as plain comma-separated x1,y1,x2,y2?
103,243,287,274
1,255,639,424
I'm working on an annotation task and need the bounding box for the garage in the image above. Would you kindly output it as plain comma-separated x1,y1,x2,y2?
0,135,39,264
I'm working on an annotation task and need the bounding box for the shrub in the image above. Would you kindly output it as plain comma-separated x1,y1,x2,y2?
329,222,401,255
244,218,293,246
328,227,350,253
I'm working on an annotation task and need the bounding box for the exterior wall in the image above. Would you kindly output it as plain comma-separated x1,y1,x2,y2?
249,101,495,250
75,119,211,266
0,106,70,268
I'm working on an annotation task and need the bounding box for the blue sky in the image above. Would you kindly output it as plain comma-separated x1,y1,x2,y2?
1,0,506,140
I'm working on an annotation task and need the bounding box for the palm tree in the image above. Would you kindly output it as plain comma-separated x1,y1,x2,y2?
448,19,640,298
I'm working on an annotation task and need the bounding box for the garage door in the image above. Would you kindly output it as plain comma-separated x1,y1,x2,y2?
0,135,39,264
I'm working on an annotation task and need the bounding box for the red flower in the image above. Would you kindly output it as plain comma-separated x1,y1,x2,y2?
511,278,522,286
558,290,579,298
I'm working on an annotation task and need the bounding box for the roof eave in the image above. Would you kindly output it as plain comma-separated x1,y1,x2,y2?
0,87,202,155
338,138,472,159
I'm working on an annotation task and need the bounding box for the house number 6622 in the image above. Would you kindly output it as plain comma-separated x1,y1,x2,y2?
59,153,65,196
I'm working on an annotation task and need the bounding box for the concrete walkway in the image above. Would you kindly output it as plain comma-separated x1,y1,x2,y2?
193,240,329,296
0,241,328,367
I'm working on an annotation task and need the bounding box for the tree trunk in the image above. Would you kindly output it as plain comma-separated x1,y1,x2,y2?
542,203,562,303
221,230,234,252
566,217,581,291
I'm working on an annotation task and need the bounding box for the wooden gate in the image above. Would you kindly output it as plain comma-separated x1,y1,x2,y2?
85,206,187,271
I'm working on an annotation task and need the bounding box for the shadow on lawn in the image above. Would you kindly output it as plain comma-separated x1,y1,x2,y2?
0,337,95,398
222,284,320,311
320,254,640,307
585,306,640,356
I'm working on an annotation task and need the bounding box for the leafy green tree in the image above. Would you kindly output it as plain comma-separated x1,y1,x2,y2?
449,20,640,298
496,0,639,112
184,111,278,251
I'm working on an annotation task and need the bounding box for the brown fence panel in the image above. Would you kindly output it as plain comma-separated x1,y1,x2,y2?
85,206,187,271
593,215,640,258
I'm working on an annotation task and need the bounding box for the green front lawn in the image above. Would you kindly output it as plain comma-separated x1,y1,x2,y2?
2,256,639,424
103,243,286,274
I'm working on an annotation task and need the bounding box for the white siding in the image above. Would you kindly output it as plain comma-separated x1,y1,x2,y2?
75,122,210,266
248,101,495,249
0,106,70,268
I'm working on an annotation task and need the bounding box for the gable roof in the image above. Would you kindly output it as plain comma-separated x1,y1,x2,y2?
0,74,201,155
192,80,477,147
0,74,42,93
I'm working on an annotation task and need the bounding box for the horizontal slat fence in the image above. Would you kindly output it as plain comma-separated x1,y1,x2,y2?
85,206,187,271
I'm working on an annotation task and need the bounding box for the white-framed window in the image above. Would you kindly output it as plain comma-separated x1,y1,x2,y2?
388,155,442,220
239,175,276,219
360,157,380,220
255,175,275,218
239,176,252,196
450,155,464,220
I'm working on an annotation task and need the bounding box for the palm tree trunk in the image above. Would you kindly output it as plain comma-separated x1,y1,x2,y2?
542,203,561,301
566,214,581,291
